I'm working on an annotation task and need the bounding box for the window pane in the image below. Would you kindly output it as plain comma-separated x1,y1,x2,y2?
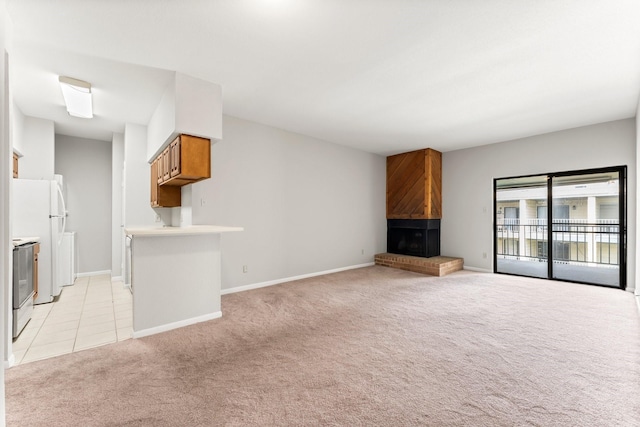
551,171,620,286
495,175,548,279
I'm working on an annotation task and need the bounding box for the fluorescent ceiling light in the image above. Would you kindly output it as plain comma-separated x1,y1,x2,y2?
59,76,93,118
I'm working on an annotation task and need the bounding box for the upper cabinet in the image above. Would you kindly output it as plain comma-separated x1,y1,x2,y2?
157,134,210,186
150,134,211,207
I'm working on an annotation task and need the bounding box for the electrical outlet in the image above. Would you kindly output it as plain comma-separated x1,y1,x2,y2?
201,198,206,207
361,249,364,255
482,252,488,259
155,214,161,223
242,265,248,273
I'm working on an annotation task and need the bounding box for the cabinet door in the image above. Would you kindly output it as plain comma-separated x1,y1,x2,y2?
156,153,164,184
170,137,181,177
151,158,180,207
150,159,159,206
162,147,171,181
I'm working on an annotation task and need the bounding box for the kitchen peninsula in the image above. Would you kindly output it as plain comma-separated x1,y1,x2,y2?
125,225,242,338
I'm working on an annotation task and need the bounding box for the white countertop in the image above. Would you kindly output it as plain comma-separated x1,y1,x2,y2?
125,225,243,237
12,237,40,247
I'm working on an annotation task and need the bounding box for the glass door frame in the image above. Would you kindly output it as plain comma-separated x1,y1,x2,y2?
493,165,627,290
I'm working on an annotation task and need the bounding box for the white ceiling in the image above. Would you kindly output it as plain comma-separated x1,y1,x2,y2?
7,0,640,155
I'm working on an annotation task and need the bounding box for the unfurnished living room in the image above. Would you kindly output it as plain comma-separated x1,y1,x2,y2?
1,1,640,426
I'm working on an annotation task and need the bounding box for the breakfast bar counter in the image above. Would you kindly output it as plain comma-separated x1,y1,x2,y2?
125,225,243,338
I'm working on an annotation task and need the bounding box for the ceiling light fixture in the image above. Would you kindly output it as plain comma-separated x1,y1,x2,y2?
58,76,93,118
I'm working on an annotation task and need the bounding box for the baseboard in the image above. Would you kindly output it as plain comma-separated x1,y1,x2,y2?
463,266,492,273
5,353,15,369
221,262,376,295
76,270,112,278
111,276,123,282
132,311,222,339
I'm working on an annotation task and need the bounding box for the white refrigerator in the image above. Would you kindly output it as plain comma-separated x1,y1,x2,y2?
59,231,77,287
12,177,67,305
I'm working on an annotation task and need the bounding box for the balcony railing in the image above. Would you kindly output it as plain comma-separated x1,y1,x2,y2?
496,218,619,266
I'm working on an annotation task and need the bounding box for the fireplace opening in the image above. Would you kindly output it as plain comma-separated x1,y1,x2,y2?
387,219,440,258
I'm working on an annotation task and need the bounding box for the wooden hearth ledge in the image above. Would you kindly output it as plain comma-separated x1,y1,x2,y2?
375,254,464,277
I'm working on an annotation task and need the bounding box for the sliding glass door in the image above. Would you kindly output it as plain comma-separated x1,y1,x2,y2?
550,171,622,286
495,174,548,279
495,167,626,289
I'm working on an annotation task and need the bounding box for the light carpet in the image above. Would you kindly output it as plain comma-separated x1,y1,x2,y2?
5,266,640,426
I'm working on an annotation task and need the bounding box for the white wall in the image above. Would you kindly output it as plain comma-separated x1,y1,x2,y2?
124,123,156,227
442,118,636,291
191,115,387,291
636,103,640,297
9,102,22,154
146,72,222,161
55,135,112,274
124,123,159,286
146,78,175,160
111,133,124,279
16,116,54,180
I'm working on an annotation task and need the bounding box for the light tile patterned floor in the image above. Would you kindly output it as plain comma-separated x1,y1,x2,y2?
12,274,132,365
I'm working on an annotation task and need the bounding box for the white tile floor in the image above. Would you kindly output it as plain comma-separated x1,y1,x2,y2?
12,274,133,365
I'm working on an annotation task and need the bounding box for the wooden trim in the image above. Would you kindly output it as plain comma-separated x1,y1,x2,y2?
12,153,18,178
386,148,442,219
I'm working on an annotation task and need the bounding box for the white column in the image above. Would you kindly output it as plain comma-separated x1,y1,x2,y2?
111,133,124,280
519,199,527,257
587,196,596,263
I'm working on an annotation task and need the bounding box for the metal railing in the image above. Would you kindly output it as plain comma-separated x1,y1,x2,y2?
496,218,619,266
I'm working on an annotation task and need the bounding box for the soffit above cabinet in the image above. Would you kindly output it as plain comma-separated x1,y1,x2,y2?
147,72,222,162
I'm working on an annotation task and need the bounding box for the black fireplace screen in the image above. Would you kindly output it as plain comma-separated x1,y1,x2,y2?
387,219,440,258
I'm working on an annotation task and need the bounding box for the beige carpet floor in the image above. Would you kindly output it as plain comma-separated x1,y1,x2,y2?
5,266,640,426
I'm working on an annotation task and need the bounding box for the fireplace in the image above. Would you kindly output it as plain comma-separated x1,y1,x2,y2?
387,219,440,258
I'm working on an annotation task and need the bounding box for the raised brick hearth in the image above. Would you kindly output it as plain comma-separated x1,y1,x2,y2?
375,253,464,276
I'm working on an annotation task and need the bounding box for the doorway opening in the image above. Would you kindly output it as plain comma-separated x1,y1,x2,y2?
494,166,626,289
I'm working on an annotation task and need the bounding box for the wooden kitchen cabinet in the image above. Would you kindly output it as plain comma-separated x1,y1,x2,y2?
170,137,181,177
162,146,171,182
151,158,181,207
161,134,210,186
150,134,210,204
12,153,18,178
33,243,40,300
156,150,164,184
